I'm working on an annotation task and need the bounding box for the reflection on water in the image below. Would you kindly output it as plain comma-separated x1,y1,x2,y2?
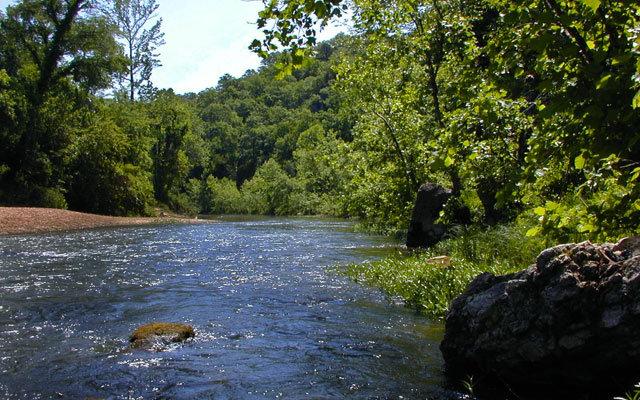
0,218,462,399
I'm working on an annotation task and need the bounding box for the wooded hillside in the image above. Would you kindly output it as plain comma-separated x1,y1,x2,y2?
1,0,638,242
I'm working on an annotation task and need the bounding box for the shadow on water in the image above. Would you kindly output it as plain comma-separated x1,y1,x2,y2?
0,217,468,399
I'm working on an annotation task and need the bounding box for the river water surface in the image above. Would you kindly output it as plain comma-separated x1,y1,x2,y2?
0,218,460,399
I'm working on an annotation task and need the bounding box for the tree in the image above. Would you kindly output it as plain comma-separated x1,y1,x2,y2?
488,0,640,238
148,90,203,205
252,0,640,237
66,106,154,216
251,0,346,55
103,0,165,101
242,158,303,215
0,0,125,202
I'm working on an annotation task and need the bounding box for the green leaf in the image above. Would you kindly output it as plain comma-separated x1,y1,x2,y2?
611,55,631,66
545,201,560,210
249,39,261,49
581,0,600,12
574,154,586,170
633,90,640,109
444,156,454,167
577,223,596,233
596,74,611,89
533,206,546,216
526,226,542,237
274,62,293,79
314,1,327,18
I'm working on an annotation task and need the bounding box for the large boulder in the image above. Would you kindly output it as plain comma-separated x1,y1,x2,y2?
440,238,640,395
406,183,451,248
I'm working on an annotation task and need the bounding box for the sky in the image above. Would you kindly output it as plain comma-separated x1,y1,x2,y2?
0,0,347,94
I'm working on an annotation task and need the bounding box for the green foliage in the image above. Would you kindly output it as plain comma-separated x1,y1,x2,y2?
149,90,204,204
101,100,154,170
60,94,206,216
0,0,125,206
525,154,640,242
188,39,351,217
168,192,198,216
194,43,343,184
67,110,153,216
251,0,346,57
242,159,304,215
343,225,547,319
37,187,68,209
439,224,549,267
0,68,25,184
254,0,640,238
1,2,348,218
2,0,638,243
293,124,350,215
203,176,246,214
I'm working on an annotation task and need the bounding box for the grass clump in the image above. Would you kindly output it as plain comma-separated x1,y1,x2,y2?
343,225,548,320
615,383,640,400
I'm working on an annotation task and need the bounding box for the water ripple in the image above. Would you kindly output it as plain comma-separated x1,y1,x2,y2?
0,218,460,399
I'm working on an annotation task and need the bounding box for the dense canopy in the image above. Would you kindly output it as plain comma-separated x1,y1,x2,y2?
0,0,638,241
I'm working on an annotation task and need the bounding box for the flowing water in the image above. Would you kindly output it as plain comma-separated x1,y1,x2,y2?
0,218,462,399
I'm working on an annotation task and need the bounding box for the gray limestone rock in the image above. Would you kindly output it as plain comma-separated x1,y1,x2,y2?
440,237,640,394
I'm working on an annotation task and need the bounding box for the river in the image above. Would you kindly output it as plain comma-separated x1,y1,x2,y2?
0,218,462,399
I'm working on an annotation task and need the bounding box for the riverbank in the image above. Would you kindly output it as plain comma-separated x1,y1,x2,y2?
343,225,549,319
0,207,204,235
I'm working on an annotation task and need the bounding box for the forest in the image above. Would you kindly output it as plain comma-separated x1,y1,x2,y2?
0,0,638,242
1,1,640,397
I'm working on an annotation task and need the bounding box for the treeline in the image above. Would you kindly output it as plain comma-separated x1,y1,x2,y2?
0,0,354,218
187,41,354,217
251,0,640,240
1,0,639,242
0,0,200,215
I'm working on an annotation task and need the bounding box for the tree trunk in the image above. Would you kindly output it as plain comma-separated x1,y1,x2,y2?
129,41,135,101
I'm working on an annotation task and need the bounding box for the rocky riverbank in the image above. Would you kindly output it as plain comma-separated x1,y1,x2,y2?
441,237,640,397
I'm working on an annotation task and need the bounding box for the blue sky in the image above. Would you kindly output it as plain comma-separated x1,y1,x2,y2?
0,0,346,93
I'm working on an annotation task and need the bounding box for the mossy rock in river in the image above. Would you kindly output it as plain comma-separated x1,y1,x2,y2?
130,322,195,349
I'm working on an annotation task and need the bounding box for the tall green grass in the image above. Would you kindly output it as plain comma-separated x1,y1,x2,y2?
343,225,548,320
615,383,640,400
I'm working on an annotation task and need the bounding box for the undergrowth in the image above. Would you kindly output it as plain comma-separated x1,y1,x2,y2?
343,225,548,320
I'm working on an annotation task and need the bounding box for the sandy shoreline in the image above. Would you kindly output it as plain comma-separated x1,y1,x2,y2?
0,207,204,236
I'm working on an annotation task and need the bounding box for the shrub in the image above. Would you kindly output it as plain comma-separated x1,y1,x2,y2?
241,159,304,215
168,191,198,216
38,187,68,209
523,155,640,242
204,176,246,214
67,115,153,216
0,183,67,209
